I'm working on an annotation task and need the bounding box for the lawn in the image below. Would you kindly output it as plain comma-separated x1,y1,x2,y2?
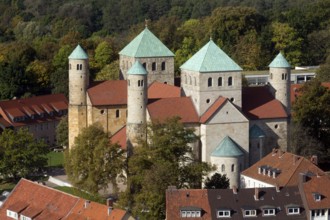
54,186,106,204
47,151,64,168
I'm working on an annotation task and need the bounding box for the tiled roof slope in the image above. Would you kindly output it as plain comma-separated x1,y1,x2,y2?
127,61,147,75
166,186,306,220
200,96,227,123
249,124,266,138
119,27,174,58
148,82,181,99
300,175,330,210
0,179,132,220
241,149,324,187
211,136,244,157
147,97,199,123
269,52,291,68
0,94,67,128
242,86,288,119
180,40,242,72
110,126,126,150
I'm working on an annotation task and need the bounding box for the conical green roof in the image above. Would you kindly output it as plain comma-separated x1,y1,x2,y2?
249,124,266,139
68,45,88,59
180,40,242,72
211,136,244,157
119,28,174,58
127,61,147,75
269,52,291,68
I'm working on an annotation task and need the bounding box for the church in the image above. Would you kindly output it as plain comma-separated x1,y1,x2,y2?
68,27,291,188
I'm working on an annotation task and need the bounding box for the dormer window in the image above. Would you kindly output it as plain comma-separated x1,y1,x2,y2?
20,215,32,220
287,207,300,215
262,208,276,216
313,193,321,201
6,210,18,219
217,210,231,218
243,209,257,217
180,207,202,218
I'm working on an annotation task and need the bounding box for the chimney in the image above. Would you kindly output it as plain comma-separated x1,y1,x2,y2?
106,198,113,207
232,186,238,194
84,200,90,208
107,207,113,216
311,155,318,165
254,188,259,201
275,184,280,192
278,150,283,158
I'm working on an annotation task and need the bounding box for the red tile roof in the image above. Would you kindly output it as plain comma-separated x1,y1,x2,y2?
0,179,131,220
88,80,127,106
200,97,227,123
241,149,324,187
242,86,288,119
0,94,67,127
301,175,330,210
148,81,181,99
110,126,126,150
147,97,199,123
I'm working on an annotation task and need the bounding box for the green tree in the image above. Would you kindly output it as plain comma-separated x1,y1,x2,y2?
56,115,68,148
94,41,115,69
293,79,330,161
95,60,120,81
0,128,48,181
65,123,126,194
119,117,213,219
204,173,230,189
316,54,330,82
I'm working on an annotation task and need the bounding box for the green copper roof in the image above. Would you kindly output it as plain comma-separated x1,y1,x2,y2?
211,136,244,157
127,61,147,75
249,124,266,138
180,40,242,72
269,52,291,68
119,28,174,58
68,45,88,59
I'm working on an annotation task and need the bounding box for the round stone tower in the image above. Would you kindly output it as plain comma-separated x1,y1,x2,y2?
268,52,291,114
68,45,89,149
126,61,148,152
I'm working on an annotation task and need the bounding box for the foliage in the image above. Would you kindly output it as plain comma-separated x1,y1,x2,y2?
95,60,120,81
65,123,126,195
204,173,230,189
293,79,330,162
119,117,213,220
316,54,330,82
56,115,68,148
0,128,48,181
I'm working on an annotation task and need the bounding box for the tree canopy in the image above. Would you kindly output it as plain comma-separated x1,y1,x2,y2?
0,128,48,181
204,173,230,189
118,117,213,219
65,123,126,194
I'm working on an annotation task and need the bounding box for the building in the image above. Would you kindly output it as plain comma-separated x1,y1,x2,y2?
166,186,306,219
240,149,323,188
0,94,68,147
0,178,134,220
68,27,292,188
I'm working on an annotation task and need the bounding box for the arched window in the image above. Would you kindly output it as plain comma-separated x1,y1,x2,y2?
116,109,120,118
161,61,166,70
189,75,192,85
231,164,235,172
282,74,285,80
218,77,222,86
228,76,233,86
79,64,82,70
270,73,273,79
208,77,212,87
184,75,187,84
285,73,288,80
221,164,225,172
143,63,146,69
138,80,141,87
141,80,144,87
152,62,156,71
76,64,79,70
194,77,197,86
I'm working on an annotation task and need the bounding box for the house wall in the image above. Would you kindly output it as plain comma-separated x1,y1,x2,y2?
24,120,60,147
240,174,274,188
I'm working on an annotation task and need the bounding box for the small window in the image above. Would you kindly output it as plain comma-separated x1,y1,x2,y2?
161,61,166,70
287,207,300,215
181,211,187,217
116,109,120,118
79,64,82,70
69,64,71,70
218,77,223,86
152,62,156,71
270,73,273,79
263,208,275,216
221,164,225,172
285,73,288,80
244,210,256,217
217,210,231,218
77,64,79,70
208,77,212,87
314,193,321,201
228,77,233,86
282,74,285,80
194,77,197,86
231,164,234,172
206,99,210,104
141,80,144,87
138,80,141,87
184,75,187,84
274,124,278,129
189,76,192,85
142,63,146,69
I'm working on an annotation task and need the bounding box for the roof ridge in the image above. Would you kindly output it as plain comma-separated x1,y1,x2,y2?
199,41,212,72
200,96,227,123
134,28,146,57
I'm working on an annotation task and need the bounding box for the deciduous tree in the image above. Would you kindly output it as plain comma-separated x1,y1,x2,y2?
204,173,230,189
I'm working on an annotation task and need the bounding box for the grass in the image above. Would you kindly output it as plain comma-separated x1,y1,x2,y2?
54,186,106,204
0,182,16,194
47,151,64,168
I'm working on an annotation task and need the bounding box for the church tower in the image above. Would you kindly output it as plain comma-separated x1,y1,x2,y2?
126,61,148,152
268,52,291,114
68,45,89,149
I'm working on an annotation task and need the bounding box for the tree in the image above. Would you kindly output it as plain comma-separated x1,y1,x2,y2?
204,173,230,189
0,128,48,181
119,117,213,219
94,41,115,69
316,54,330,82
95,60,120,81
293,79,330,162
65,123,126,194
56,115,68,148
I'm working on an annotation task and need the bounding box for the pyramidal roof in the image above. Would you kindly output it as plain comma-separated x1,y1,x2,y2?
249,124,266,139
68,45,88,59
119,27,174,58
211,136,244,157
269,52,291,68
180,40,242,72
127,61,147,75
